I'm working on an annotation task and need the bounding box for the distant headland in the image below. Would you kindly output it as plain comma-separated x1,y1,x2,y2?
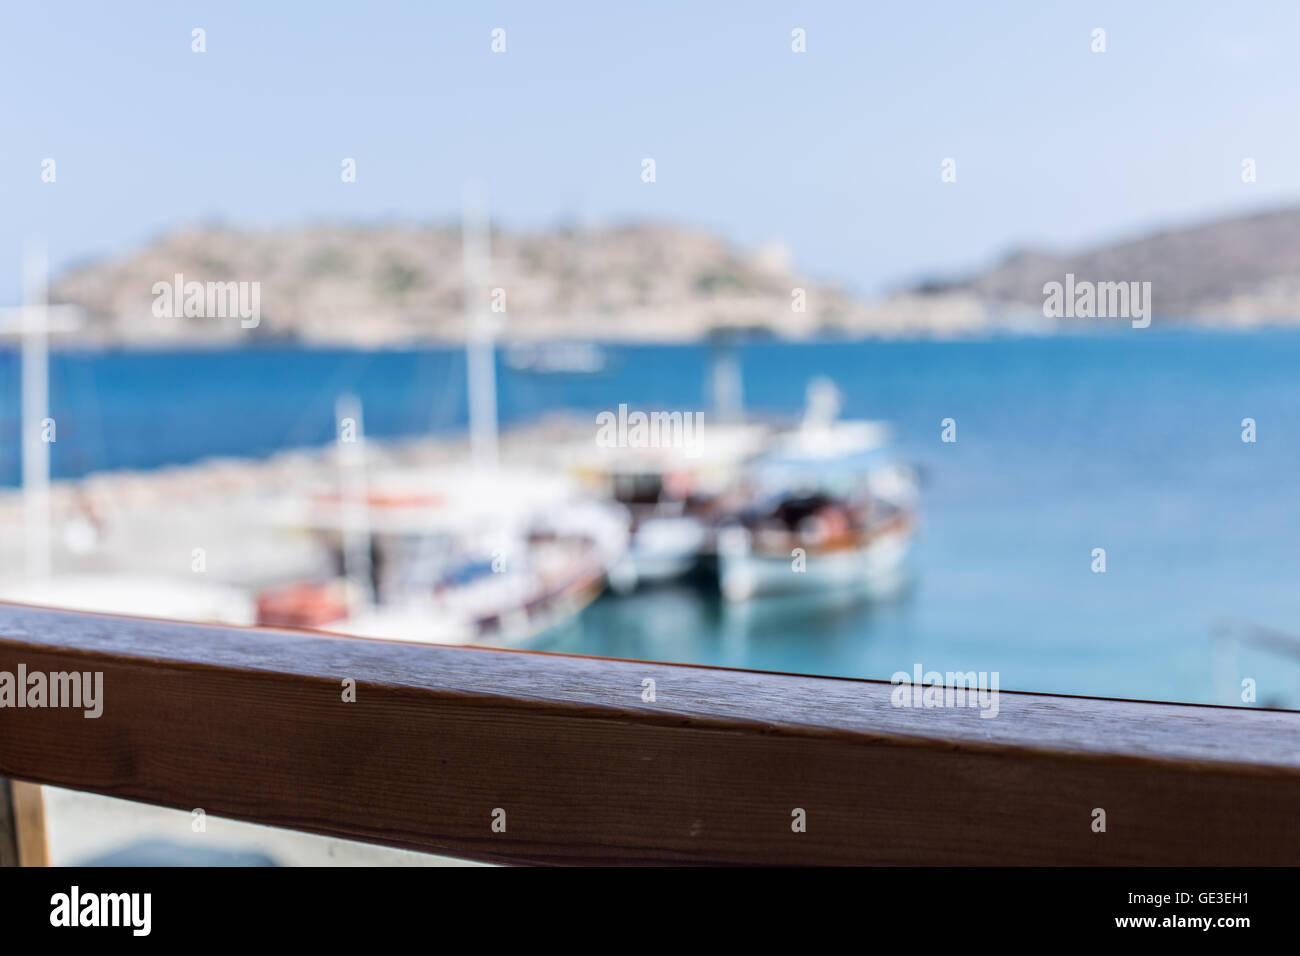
46,206,1300,346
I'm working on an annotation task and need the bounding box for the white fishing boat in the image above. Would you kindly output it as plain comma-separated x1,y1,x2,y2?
259,466,628,645
256,191,630,646
715,380,918,603
568,423,770,592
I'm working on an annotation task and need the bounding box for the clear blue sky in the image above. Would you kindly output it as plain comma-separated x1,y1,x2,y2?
2,0,1298,306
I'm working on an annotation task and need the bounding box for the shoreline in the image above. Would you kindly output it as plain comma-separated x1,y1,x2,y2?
4,318,1299,356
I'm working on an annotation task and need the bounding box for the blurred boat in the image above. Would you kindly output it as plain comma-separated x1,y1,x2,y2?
260,467,628,645
568,423,769,592
257,199,628,646
715,380,918,602
716,485,914,602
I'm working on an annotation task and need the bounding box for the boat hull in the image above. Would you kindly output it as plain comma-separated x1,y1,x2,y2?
608,515,709,592
718,521,913,602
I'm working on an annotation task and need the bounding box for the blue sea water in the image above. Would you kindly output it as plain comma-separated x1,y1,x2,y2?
2,330,1299,706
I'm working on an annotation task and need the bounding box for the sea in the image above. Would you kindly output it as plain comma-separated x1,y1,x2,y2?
3,329,1299,707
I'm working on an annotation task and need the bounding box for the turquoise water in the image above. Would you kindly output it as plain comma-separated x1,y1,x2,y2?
3,330,1299,705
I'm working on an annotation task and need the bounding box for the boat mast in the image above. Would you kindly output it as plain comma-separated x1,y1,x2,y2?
0,242,83,580
21,239,51,579
335,393,373,611
462,184,498,470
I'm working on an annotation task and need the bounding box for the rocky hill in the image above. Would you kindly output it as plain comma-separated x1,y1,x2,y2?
50,223,981,346
919,206,1300,326
50,207,1300,345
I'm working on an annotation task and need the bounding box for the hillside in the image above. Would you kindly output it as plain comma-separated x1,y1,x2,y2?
50,224,981,346
49,208,1300,345
920,206,1300,325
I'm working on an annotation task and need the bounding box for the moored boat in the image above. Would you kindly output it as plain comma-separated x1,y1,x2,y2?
567,423,769,592
261,466,629,645
715,381,918,602
716,490,914,602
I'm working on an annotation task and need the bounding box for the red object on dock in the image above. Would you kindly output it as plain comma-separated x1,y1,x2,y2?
256,583,348,628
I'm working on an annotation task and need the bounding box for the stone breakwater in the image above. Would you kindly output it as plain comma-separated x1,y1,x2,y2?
0,417,592,585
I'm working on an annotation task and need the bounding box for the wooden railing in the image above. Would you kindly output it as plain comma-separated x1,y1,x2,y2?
1,602,1298,865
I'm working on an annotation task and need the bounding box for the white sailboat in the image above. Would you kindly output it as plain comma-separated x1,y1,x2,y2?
263,461,627,644
259,187,629,645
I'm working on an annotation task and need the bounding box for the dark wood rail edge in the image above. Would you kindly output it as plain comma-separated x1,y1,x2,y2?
0,780,47,866
2,602,1298,865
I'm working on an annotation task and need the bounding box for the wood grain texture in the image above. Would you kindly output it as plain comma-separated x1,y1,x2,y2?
1,602,1298,865
0,780,17,867
0,779,46,866
11,783,48,866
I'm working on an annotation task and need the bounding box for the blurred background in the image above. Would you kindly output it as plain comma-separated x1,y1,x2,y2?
4,1,1300,862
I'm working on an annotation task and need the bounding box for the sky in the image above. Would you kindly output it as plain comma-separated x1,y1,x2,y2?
2,0,1299,306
